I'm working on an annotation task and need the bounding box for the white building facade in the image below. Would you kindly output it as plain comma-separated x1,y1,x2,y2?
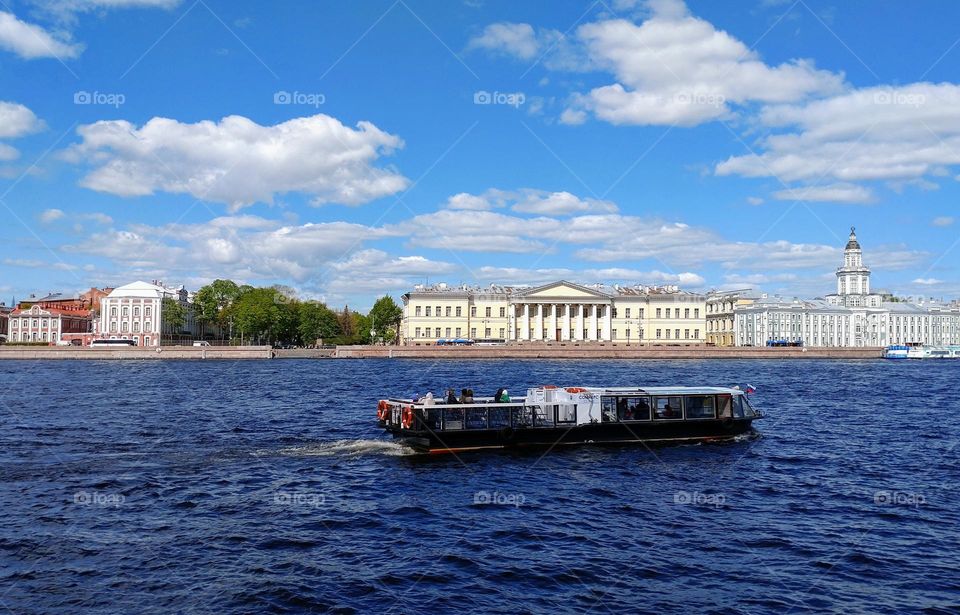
735,229,960,347
98,281,196,347
402,280,705,345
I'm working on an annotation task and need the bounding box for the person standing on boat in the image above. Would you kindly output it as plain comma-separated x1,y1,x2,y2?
460,388,473,404
494,388,505,402
445,388,459,404
499,389,510,403
422,392,436,429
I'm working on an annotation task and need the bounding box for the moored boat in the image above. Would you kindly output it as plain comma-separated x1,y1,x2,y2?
377,385,762,454
883,345,909,360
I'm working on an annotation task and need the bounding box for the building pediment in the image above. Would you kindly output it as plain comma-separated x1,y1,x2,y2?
518,280,611,299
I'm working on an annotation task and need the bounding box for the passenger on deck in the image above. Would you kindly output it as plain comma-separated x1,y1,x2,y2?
494,388,505,403
460,388,474,404
422,392,436,429
445,388,459,404
499,389,510,403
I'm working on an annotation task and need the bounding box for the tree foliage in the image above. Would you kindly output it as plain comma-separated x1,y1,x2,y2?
161,297,186,332
368,295,402,343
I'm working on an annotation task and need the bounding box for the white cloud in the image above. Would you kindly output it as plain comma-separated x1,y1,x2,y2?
0,143,19,161
473,265,704,287
771,183,874,204
326,249,458,294
39,208,65,223
716,83,960,187
0,11,81,59
444,188,617,215
468,22,540,60
912,278,943,286
746,196,764,205
63,113,409,210
932,216,954,227
0,101,43,139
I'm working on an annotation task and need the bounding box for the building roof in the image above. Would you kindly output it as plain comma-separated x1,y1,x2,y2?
11,305,92,317
845,226,861,250
107,281,183,299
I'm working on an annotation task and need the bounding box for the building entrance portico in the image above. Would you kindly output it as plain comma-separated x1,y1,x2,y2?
514,281,613,342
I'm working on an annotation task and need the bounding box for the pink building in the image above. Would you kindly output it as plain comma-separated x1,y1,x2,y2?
7,304,93,343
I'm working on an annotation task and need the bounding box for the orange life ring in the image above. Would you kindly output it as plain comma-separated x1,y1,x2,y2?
401,406,414,429
565,387,588,393
543,385,558,389
377,400,389,421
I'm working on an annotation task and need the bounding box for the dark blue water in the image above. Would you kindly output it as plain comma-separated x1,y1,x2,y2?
0,359,957,614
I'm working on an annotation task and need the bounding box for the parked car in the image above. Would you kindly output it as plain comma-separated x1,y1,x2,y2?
192,340,211,347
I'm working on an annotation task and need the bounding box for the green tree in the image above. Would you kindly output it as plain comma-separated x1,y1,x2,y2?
194,279,241,337
368,296,402,343
230,287,300,345
161,297,186,334
297,302,341,345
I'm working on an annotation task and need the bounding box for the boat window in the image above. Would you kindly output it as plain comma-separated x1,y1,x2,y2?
685,396,716,419
466,407,488,430
619,396,650,421
741,396,757,418
718,395,732,418
442,408,464,430
733,395,745,419
654,396,683,420
556,405,577,424
489,407,511,428
601,397,617,422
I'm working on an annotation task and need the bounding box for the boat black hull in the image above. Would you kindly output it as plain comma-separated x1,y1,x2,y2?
389,419,757,454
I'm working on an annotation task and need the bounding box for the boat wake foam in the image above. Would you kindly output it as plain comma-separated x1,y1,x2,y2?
273,440,415,457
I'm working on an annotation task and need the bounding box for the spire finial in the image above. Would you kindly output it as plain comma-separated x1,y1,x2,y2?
850,225,856,235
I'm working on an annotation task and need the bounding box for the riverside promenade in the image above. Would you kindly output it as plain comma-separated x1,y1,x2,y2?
0,344,882,360
333,343,883,359
0,345,273,360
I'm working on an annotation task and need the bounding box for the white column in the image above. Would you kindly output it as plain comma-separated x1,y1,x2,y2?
523,303,530,340
591,305,598,341
576,305,584,340
536,303,544,341
603,304,612,341
563,303,571,341
551,304,558,341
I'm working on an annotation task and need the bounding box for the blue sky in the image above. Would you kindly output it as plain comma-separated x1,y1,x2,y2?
1,0,959,309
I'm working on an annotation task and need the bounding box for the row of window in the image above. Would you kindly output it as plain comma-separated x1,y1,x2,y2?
10,318,60,329
412,305,703,320
414,305,506,318
109,321,153,333
109,306,153,319
600,394,754,422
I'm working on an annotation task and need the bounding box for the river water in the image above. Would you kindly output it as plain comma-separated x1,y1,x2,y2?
0,359,957,614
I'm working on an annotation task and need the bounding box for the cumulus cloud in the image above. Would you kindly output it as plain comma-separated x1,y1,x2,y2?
912,278,943,286
771,183,874,204
39,208,65,223
474,265,704,287
0,101,43,138
325,249,458,294
443,188,617,215
472,1,843,127
63,114,409,210
716,83,960,187
0,11,82,59
932,216,954,227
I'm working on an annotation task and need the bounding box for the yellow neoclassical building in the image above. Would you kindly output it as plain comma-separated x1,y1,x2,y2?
401,280,706,345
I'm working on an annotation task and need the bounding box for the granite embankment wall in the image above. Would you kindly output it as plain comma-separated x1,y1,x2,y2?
334,344,883,359
0,346,274,360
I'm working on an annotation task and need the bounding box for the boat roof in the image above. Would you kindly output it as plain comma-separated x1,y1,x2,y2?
540,386,745,395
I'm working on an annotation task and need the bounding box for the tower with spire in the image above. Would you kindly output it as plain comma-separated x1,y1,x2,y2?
826,226,882,308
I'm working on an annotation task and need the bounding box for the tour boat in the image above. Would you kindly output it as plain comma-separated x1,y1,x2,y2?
883,345,909,360
376,385,762,454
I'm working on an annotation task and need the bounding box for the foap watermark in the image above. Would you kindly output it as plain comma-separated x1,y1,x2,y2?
674,490,726,509
873,89,926,108
74,91,126,108
674,91,726,109
874,490,925,508
274,90,326,108
473,490,526,507
74,490,125,507
474,90,525,108
273,491,326,508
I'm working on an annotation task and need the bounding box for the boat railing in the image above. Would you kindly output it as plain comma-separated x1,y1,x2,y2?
383,400,578,431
